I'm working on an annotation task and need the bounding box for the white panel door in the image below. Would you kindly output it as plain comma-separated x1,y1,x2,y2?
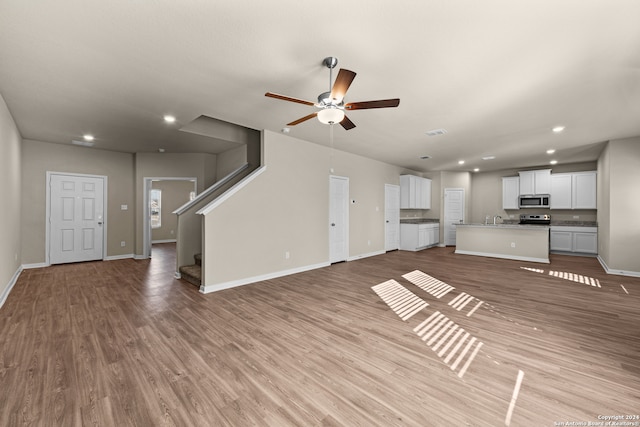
384,184,400,251
444,188,464,246
50,173,105,264
329,176,349,263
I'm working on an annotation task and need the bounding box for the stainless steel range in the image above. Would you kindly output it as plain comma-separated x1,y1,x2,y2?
519,214,551,225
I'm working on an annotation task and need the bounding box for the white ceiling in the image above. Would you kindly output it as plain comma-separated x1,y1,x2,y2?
1,1,639,172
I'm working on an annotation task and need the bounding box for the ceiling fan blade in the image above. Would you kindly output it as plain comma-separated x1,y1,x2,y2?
330,69,357,102
287,112,318,126
345,98,400,110
340,115,356,130
265,92,315,106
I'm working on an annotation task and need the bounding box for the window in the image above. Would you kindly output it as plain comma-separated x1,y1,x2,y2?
150,189,161,228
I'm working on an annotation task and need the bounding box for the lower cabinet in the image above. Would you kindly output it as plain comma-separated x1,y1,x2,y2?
550,226,597,254
400,223,440,251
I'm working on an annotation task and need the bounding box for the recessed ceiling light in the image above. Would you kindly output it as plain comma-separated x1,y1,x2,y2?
426,128,447,137
552,126,565,133
550,160,558,165
158,148,165,153
83,134,94,141
164,115,176,123
481,155,496,161
458,160,465,165
546,149,556,154
473,168,480,172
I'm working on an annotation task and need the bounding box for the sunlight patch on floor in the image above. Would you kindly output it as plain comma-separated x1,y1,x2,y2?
520,266,601,287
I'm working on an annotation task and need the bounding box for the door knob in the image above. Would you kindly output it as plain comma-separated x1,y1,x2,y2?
331,223,336,226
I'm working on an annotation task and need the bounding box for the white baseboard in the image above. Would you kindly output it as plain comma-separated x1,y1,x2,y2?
348,250,385,261
134,254,148,260
598,255,640,277
455,249,550,264
22,262,48,269
152,239,177,244
0,265,23,310
104,254,134,261
200,261,331,294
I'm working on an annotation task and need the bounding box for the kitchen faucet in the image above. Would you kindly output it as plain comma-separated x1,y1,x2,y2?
493,215,502,225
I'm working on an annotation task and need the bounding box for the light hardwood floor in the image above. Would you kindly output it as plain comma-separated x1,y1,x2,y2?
1,244,639,426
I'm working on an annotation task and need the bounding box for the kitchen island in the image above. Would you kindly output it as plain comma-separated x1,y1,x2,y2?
455,223,550,263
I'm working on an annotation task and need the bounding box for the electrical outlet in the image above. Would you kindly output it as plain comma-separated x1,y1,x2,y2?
121,241,126,247
511,242,516,248
285,251,290,259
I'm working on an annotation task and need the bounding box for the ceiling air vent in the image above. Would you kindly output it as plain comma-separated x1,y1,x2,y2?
426,128,447,137
71,139,94,147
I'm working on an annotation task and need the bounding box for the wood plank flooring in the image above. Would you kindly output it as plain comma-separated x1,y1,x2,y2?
1,244,639,426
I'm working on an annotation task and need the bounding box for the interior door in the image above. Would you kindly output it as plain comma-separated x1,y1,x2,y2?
444,188,464,246
385,184,400,251
49,173,105,264
329,176,349,263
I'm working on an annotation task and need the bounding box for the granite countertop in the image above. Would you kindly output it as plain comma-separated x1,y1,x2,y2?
400,218,440,224
457,223,550,230
550,221,598,227
501,220,597,227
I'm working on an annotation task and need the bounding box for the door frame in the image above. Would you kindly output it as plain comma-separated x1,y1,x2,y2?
329,175,349,263
444,187,465,246
45,171,108,266
142,176,197,259
384,183,400,251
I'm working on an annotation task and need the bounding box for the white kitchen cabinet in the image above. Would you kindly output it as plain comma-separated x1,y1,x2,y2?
400,175,432,209
550,226,597,254
400,223,440,251
572,171,597,209
550,230,573,252
550,173,573,209
573,231,598,254
502,176,520,209
550,171,596,210
519,169,551,195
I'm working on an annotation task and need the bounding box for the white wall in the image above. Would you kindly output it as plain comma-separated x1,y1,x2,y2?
201,130,411,291
0,93,23,307
21,140,136,264
598,138,640,275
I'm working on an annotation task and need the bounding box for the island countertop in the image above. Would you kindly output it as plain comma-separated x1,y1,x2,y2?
456,223,549,231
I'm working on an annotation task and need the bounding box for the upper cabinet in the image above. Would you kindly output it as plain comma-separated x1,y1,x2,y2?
550,171,596,209
400,175,432,209
502,176,520,210
550,174,573,209
572,171,597,209
519,169,551,195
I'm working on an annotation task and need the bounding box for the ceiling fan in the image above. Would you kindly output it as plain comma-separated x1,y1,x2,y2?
265,57,400,130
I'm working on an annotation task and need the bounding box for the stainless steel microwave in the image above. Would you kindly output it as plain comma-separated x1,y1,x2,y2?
519,194,550,208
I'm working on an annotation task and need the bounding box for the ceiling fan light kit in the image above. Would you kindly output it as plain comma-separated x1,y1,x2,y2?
265,57,399,130
317,108,345,125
